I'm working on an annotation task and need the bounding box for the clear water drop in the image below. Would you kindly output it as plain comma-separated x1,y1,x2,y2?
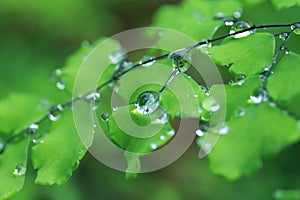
81,40,90,48
235,74,246,85
202,98,220,112
13,164,26,176
135,91,160,115
250,88,267,104
56,80,65,90
167,129,175,136
139,55,156,67
291,23,300,35
160,135,166,140
101,113,110,122
0,137,4,153
278,32,288,41
109,51,126,64
85,92,101,110
234,107,246,117
169,51,191,72
48,112,61,121
198,42,211,55
219,124,229,135
230,20,255,39
112,106,118,111
233,8,243,19
196,124,208,137
215,12,225,19
56,104,63,111
200,85,209,95
224,19,234,26
150,142,158,150
32,137,44,144
27,124,39,134
155,111,168,124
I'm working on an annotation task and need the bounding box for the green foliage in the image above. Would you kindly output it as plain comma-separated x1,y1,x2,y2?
210,33,275,76
1,0,300,199
32,109,86,185
267,52,300,118
0,138,30,199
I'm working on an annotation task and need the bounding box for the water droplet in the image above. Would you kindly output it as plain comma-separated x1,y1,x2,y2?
150,142,158,150
219,124,229,135
202,98,220,112
139,55,156,67
224,19,234,26
198,42,211,55
215,12,225,19
56,80,65,90
32,137,44,144
84,92,101,110
291,23,300,35
278,32,288,41
235,74,246,85
169,51,191,72
200,85,209,95
233,8,243,19
101,113,110,122
81,40,90,48
48,112,61,121
55,69,62,76
13,164,26,176
155,111,168,124
196,124,208,137
234,107,246,117
56,104,63,111
0,138,4,153
250,88,267,104
167,129,175,136
27,124,39,134
230,20,255,39
160,135,166,140
109,51,126,64
135,91,160,115
112,106,118,111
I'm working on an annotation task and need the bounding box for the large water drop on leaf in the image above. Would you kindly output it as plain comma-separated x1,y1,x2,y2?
13,164,26,176
135,91,160,114
230,20,255,39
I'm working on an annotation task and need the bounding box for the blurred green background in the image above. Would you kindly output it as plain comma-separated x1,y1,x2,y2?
1,0,300,199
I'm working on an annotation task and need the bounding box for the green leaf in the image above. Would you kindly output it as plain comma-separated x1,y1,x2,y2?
0,93,48,134
209,76,262,120
267,52,300,118
0,137,30,199
208,103,300,180
106,105,174,153
152,0,242,49
32,109,87,185
209,33,275,76
272,0,300,9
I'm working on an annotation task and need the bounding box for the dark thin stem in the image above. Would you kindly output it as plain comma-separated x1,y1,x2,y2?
1,21,299,154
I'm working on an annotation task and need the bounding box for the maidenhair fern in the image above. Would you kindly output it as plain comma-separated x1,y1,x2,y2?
0,0,300,199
